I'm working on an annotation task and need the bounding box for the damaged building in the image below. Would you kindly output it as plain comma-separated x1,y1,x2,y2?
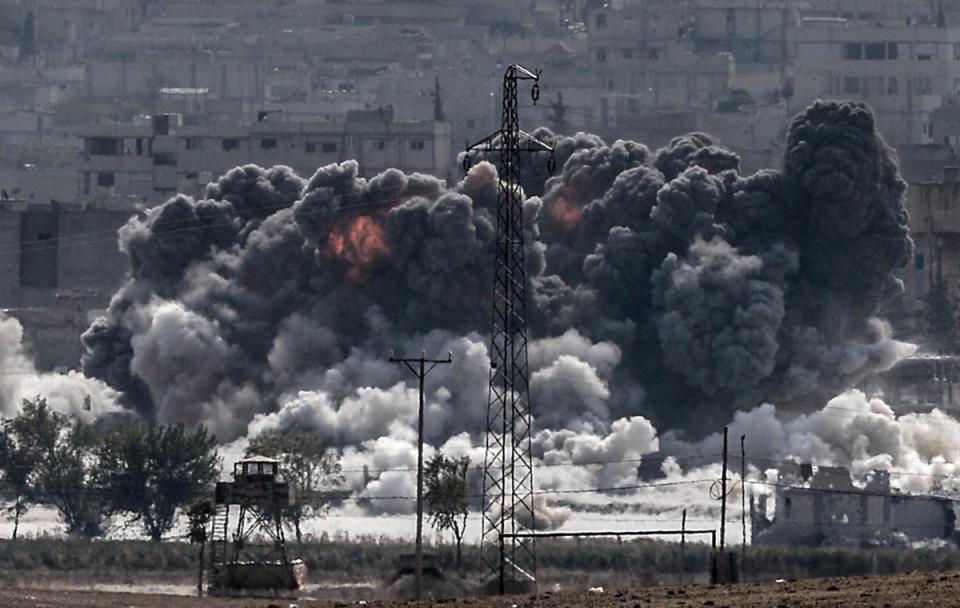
751,464,956,547
860,354,960,414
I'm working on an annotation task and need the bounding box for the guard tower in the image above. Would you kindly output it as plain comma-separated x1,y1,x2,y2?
208,456,306,595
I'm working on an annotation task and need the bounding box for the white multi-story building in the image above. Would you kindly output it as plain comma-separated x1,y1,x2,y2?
786,19,960,144
78,111,451,207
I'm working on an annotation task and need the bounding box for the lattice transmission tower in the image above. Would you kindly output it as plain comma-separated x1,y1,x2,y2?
464,64,555,594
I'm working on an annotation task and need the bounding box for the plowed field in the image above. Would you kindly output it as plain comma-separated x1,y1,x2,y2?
5,570,960,608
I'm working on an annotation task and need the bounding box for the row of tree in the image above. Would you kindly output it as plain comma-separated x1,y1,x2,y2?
0,396,471,562
0,397,218,540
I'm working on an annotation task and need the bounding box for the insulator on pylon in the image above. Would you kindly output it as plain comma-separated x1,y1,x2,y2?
547,153,557,175
531,83,540,104
462,153,472,174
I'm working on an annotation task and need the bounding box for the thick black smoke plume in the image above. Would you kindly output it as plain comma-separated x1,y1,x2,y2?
81,101,912,445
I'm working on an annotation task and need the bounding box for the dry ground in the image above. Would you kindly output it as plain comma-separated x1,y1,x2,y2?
6,570,960,608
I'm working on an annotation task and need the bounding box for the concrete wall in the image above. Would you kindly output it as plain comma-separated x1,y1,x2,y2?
0,206,130,308
0,205,131,369
904,179,960,313
694,1,792,63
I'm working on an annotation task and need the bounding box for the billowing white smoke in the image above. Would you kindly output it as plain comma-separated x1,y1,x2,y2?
675,389,960,496
0,313,118,421
536,416,659,490
529,329,622,430
242,328,647,520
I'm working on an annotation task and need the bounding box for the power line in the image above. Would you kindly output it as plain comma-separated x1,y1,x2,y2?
0,477,715,503
0,189,434,259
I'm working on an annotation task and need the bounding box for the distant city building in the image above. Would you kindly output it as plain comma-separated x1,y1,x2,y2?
786,19,960,144
751,464,956,547
78,111,451,207
0,201,131,369
902,169,960,312
861,354,960,414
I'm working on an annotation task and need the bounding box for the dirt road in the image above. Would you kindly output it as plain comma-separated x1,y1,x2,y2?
5,570,960,607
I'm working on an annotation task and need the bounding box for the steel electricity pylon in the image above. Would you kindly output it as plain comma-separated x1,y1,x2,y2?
463,64,555,594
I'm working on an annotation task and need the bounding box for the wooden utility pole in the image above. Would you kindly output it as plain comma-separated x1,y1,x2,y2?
740,434,746,562
680,508,687,585
720,426,728,552
389,350,453,600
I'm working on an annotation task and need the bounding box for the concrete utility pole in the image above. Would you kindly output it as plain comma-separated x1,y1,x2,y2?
389,350,453,600
720,426,728,552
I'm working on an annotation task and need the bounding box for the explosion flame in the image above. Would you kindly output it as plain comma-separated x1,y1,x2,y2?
326,214,392,281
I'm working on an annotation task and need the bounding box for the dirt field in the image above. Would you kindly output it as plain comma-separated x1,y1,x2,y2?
5,570,960,608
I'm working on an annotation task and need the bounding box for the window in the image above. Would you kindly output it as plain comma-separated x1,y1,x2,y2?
843,76,861,94
784,497,792,519
844,43,862,60
305,143,317,153
185,172,198,180
864,43,885,60
96,172,114,188
184,137,203,150
596,12,607,28
887,43,898,60
410,141,425,151
377,140,386,150
260,138,277,150
955,43,960,60
916,252,925,269
222,138,240,151
888,76,899,95
322,142,337,153
152,152,176,166
917,77,932,94
596,48,607,63
623,48,634,59
918,54,933,60
87,137,121,156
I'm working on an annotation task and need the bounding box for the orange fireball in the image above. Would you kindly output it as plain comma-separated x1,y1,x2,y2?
326,214,392,281
550,195,585,232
